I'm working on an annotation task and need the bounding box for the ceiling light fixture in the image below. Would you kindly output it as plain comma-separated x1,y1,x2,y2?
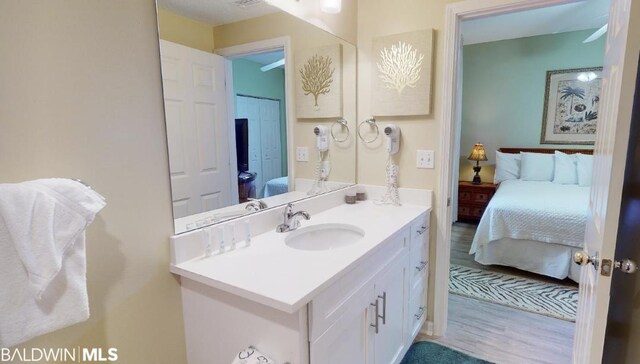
321,0,342,14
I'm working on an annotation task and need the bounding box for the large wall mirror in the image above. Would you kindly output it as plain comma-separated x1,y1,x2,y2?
156,0,357,234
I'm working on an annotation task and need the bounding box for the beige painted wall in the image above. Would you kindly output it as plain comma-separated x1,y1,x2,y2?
0,1,186,362
357,0,460,323
157,7,214,52
214,12,357,184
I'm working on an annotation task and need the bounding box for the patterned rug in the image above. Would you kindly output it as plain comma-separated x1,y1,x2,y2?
449,264,578,321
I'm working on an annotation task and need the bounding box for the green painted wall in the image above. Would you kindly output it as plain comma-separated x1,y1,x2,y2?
459,29,605,182
232,58,288,174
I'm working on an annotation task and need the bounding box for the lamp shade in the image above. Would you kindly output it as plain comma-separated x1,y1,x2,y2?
467,143,488,161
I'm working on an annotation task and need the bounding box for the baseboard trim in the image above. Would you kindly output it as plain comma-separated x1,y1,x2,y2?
425,321,435,336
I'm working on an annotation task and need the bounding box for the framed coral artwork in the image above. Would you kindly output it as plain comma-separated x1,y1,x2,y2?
295,44,342,118
371,29,434,116
541,67,603,145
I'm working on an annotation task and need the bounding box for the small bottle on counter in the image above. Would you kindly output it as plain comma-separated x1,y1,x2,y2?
345,194,357,204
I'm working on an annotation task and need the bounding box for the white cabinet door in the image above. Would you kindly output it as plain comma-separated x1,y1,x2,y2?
311,283,373,364
160,40,232,218
373,253,409,364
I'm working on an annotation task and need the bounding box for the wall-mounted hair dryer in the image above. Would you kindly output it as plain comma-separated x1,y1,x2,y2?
384,124,400,155
314,125,330,152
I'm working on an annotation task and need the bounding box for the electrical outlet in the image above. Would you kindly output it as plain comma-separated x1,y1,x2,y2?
417,149,435,169
296,147,309,162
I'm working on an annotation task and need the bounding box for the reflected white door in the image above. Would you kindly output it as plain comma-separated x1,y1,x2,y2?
236,96,263,195
259,98,283,188
574,1,639,362
236,96,282,197
160,40,232,219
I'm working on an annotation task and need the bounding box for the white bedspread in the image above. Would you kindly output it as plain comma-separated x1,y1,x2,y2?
470,180,589,253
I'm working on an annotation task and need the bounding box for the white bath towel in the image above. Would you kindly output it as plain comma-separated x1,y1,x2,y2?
0,178,106,347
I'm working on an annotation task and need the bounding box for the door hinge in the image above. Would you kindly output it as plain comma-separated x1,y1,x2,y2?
447,197,451,207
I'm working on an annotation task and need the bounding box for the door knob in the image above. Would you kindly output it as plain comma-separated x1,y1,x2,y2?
613,259,638,274
574,251,638,276
573,251,599,269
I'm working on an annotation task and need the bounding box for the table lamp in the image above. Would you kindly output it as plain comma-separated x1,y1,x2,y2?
467,143,488,185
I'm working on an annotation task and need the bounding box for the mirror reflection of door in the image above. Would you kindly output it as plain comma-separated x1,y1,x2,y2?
236,95,283,200
232,50,287,202
160,40,232,219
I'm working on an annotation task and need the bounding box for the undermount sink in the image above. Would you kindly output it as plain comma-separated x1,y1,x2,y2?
285,223,365,251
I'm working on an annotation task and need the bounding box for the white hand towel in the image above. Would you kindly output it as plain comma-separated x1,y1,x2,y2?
0,178,106,347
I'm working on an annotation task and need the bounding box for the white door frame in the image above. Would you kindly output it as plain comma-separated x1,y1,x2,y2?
216,37,295,193
434,0,588,336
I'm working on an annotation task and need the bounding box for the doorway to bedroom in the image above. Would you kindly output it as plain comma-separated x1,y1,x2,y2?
228,50,289,203
435,0,609,362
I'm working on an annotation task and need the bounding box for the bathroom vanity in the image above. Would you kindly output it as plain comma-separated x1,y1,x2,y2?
170,187,431,364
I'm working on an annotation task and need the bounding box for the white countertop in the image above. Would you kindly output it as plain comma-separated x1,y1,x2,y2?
170,201,429,313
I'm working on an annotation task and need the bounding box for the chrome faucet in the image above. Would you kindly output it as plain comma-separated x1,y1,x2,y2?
276,203,310,233
245,199,268,212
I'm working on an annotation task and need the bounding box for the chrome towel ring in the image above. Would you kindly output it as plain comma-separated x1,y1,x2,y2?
330,119,350,143
358,118,379,144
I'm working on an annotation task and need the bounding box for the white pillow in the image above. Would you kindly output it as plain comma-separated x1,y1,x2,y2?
494,151,521,184
553,151,578,184
576,154,594,187
520,152,555,181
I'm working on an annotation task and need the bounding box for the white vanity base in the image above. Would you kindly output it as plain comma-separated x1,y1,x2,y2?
180,278,308,364
171,186,432,364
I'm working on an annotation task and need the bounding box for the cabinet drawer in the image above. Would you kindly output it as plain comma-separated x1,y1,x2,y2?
458,205,485,219
459,191,472,201
410,214,429,289
409,238,427,288
408,277,427,340
473,191,491,203
309,227,410,342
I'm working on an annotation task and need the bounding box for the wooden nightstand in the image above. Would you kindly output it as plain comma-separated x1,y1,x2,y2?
457,181,497,223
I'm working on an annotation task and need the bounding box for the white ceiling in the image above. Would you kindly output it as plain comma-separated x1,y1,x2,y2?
158,0,280,26
461,0,610,45
241,50,285,66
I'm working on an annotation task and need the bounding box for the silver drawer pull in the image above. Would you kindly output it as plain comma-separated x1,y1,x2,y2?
378,292,387,325
370,300,380,334
415,306,425,320
416,225,427,235
415,261,427,272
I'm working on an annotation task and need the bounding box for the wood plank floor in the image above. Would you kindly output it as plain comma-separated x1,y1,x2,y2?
417,223,576,364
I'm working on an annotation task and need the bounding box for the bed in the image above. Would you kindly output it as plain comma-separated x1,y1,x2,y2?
469,148,593,283
264,176,289,197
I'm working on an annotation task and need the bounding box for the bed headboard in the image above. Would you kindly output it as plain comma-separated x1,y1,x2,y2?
499,147,594,155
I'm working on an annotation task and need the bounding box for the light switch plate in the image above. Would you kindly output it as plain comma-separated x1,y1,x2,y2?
417,149,434,169
296,147,309,162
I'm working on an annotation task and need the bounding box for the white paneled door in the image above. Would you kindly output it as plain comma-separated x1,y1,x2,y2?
160,40,232,219
574,0,639,363
236,95,282,198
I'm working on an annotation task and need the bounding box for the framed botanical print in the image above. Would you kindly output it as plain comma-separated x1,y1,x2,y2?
371,29,434,116
540,67,603,145
295,44,342,118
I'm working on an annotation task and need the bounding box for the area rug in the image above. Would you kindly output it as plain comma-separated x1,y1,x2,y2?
400,341,493,364
449,264,578,321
